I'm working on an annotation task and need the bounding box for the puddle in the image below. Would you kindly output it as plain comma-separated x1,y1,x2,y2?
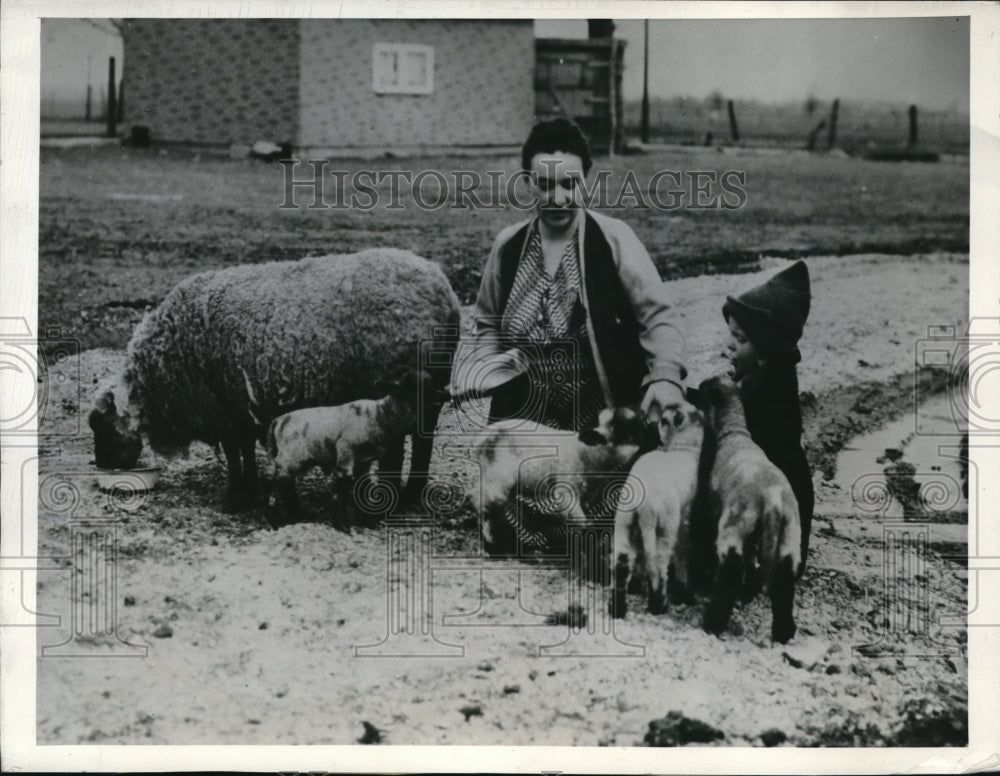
834,393,967,518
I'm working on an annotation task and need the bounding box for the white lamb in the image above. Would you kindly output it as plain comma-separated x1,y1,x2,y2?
266,370,442,528
611,404,705,618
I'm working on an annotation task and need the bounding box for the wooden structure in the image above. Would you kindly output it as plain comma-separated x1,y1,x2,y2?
534,37,626,155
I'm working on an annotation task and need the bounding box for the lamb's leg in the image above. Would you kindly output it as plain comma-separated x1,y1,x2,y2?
768,555,797,643
643,511,670,615
667,508,695,605
404,401,443,508
704,546,742,636
482,501,517,558
269,474,301,528
610,506,637,619
328,472,353,532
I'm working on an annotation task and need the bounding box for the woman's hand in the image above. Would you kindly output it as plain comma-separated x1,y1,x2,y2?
449,347,528,404
641,380,685,423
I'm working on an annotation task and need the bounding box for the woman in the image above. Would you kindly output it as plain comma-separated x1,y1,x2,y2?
452,118,687,432
452,119,689,557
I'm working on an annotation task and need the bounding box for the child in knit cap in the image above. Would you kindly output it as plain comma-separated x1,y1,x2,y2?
721,260,814,577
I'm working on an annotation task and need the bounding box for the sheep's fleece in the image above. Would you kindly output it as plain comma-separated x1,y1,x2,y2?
108,248,460,459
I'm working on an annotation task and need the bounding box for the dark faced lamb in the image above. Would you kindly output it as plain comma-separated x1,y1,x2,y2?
88,248,460,512
697,375,801,644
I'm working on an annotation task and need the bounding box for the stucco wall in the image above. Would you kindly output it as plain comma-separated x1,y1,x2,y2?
122,19,300,145
298,19,534,148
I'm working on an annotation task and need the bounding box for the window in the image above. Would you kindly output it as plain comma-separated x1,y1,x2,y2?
372,42,434,95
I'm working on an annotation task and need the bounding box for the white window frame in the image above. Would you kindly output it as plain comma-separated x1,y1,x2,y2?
372,42,435,95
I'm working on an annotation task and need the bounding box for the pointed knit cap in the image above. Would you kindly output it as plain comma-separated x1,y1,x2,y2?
722,260,811,357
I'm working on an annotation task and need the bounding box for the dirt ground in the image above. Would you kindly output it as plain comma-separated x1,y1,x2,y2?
33,251,968,747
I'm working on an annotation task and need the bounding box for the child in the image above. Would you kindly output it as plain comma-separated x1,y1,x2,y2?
721,260,814,577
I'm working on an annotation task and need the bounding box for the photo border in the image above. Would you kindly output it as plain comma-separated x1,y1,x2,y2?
3,0,998,772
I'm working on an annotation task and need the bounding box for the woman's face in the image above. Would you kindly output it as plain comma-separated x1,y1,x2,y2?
726,315,763,380
528,151,585,234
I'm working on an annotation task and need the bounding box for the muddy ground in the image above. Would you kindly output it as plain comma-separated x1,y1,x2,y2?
34,252,968,747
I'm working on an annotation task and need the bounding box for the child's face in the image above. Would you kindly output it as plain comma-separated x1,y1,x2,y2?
726,316,762,380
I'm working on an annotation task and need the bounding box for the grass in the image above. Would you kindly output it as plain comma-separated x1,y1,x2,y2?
39,143,967,353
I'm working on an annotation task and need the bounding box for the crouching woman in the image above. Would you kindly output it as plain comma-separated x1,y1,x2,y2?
451,119,688,557
451,118,688,431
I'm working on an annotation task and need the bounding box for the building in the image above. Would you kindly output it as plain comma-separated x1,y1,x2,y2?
121,19,535,154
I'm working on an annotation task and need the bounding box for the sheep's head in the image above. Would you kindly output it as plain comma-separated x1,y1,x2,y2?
657,404,705,450
696,374,745,434
89,388,143,470
578,406,649,449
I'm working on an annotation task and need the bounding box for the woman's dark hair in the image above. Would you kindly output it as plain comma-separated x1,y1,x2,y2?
521,118,593,175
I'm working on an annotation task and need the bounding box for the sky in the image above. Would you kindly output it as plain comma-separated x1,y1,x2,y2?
41,19,123,116
535,17,970,112
40,16,970,118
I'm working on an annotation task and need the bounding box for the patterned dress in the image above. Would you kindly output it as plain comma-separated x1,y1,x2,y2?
494,224,613,555
500,224,607,432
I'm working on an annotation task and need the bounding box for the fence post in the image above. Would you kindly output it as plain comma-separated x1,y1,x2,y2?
106,57,117,138
908,104,919,147
727,99,740,143
827,98,839,150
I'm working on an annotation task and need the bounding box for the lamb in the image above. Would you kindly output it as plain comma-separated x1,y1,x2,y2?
610,404,705,618
88,248,460,511
697,375,801,644
266,370,444,528
465,406,655,559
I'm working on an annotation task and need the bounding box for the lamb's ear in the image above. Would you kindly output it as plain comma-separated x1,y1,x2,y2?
685,386,703,410
578,427,609,446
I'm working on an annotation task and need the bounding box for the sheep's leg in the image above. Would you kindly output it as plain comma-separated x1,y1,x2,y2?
404,402,443,508
241,435,259,500
768,555,797,643
221,438,253,511
704,546,742,636
739,554,762,604
376,436,405,514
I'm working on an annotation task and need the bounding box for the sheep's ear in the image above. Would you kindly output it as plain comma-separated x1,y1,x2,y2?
578,427,608,446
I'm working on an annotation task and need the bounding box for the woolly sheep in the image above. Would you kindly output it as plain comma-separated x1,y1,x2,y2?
88,248,460,510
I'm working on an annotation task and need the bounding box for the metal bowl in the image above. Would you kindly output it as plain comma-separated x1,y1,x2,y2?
94,466,162,493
